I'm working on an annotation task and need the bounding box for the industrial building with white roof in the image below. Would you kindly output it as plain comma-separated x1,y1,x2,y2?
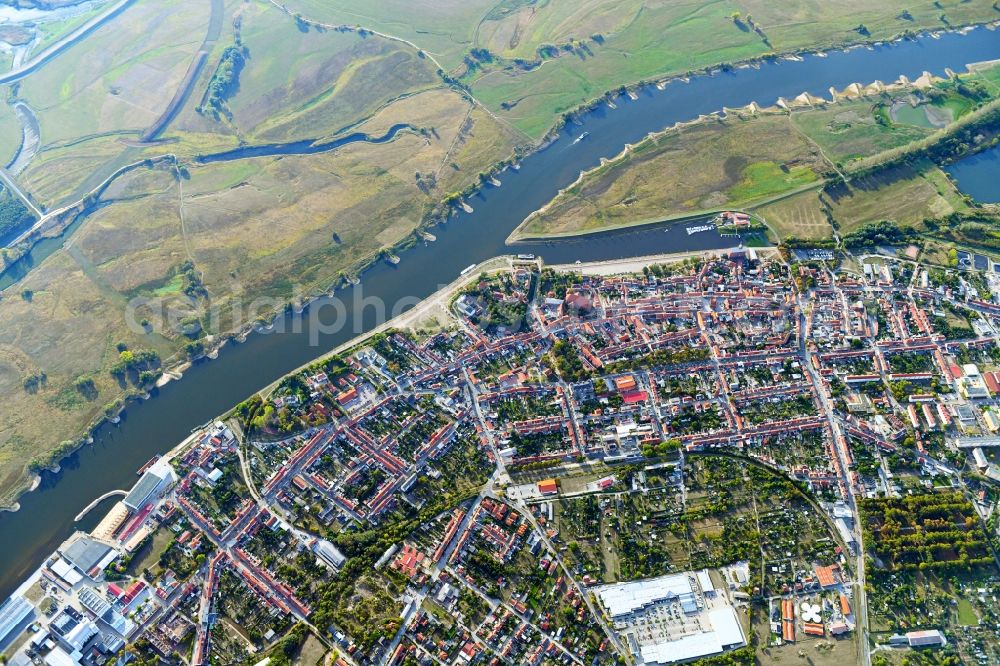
596,570,747,664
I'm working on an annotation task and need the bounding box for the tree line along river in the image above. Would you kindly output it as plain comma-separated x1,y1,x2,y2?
1,26,999,599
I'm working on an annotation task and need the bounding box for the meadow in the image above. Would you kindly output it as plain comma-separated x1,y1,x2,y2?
286,0,1000,138
0,0,522,506
16,0,210,146
0,102,21,166
466,0,769,138
790,100,935,165
736,0,999,50
12,0,215,208
18,136,138,207
826,161,968,236
753,189,833,242
172,2,443,144
516,65,999,241
515,113,827,238
0,0,998,507
281,0,498,70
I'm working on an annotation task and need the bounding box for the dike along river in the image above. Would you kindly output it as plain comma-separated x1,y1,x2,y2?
1,27,999,599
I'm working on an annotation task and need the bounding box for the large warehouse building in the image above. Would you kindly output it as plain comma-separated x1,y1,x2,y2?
0,595,34,650
596,571,747,665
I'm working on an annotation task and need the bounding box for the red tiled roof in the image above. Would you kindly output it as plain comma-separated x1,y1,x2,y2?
537,479,558,494
337,387,359,405
815,564,839,588
621,390,648,404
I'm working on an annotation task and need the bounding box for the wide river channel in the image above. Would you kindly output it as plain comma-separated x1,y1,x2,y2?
1,27,999,599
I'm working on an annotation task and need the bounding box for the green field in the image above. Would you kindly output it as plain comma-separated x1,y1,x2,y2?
753,189,833,242
828,161,968,236
792,100,934,164
282,0,497,69
973,61,1000,92
0,0,999,508
514,113,828,238
173,2,442,144
757,157,971,251
286,0,1000,138
737,0,998,49
17,0,211,146
957,597,979,626
0,102,21,167
18,135,138,208
11,0,217,208
467,0,769,138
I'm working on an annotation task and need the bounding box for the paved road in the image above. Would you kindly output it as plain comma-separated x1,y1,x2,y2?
0,165,41,218
4,153,176,249
0,0,136,86
511,492,631,664
378,591,425,666
799,288,871,666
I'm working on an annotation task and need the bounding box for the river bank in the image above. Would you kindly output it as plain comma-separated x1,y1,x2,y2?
1,23,999,600
509,58,998,243
0,0,136,85
547,246,779,276
529,21,1000,146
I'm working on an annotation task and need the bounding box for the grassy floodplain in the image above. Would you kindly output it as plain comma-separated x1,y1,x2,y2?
285,0,1000,138
16,0,210,146
13,0,214,208
0,0,524,505
789,100,936,164
826,161,969,236
0,0,998,507
172,1,443,145
281,0,498,70
515,62,1000,243
753,189,834,242
0,101,21,166
515,113,827,238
